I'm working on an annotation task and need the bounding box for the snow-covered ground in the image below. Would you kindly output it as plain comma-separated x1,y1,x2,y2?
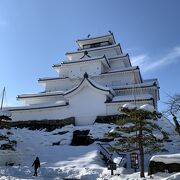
0,119,179,180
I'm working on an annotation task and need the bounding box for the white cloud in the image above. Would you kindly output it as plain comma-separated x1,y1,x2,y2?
131,54,148,66
131,46,180,73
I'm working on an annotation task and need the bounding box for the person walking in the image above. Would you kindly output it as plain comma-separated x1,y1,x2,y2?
32,157,40,176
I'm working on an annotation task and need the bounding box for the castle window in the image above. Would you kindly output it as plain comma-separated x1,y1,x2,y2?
83,41,111,49
90,42,101,48
83,44,91,49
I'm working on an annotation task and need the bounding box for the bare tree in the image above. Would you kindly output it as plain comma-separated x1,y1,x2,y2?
164,94,180,134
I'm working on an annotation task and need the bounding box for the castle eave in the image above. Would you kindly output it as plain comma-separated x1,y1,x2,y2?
76,33,116,48
65,43,121,55
17,91,64,100
9,102,69,111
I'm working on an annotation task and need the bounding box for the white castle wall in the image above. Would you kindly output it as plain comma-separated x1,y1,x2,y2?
67,86,107,125
109,57,129,70
44,71,136,93
11,86,109,126
87,48,119,58
24,95,65,105
67,61,102,78
45,79,80,92
11,105,70,122
92,72,135,86
11,98,154,126
67,46,120,61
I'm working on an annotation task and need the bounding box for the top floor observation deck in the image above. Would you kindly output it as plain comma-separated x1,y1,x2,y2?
76,33,116,50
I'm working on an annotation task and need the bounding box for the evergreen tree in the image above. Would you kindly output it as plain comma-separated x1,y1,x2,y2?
106,104,169,178
0,113,11,128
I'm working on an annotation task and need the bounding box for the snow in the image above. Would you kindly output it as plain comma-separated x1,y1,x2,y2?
113,156,124,165
17,90,64,98
66,43,120,55
62,55,106,63
0,119,179,179
0,125,108,179
8,100,67,110
139,104,155,113
163,173,180,180
103,66,138,74
112,79,158,90
0,110,12,117
122,103,137,109
113,94,152,102
150,154,180,164
120,103,156,113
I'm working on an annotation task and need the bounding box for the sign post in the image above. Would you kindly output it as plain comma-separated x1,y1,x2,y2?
130,153,139,172
108,162,117,175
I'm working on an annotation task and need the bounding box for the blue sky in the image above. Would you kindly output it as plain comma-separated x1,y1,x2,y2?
0,0,180,112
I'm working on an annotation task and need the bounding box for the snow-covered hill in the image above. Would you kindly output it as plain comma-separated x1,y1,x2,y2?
0,118,179,180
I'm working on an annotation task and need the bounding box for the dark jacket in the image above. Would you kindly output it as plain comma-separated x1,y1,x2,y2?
32,157,40,169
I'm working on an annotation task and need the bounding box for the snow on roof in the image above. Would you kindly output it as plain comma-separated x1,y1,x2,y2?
76,33,115,43
9,100,67,111
150,154,180,164
60,55,110,68
112,156,124,165
108,53,128,60
54,53,128,68
112,94,152,102
102,66,139,75
38,77,68,82
122,103,137,109
64,76,115,96
62,55,104,63
112,80,158,90
17,90,64,99
66,43,121,55
143,78,159,85
76,33,117,50
139,104,155,113
20,75,115,100
0,110,12,117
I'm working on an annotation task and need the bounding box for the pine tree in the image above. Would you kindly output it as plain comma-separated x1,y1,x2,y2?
106,104,169,178
0,115,11,128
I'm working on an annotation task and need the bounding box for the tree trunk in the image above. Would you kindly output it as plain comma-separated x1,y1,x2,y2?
172,114,180,135
139,122,145,178
139,144,145,177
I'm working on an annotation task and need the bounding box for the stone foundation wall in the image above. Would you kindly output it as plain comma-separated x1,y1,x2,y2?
1,117,75,131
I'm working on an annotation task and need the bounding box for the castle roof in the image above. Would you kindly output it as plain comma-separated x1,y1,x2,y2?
18,73,115,100
64,73,115,98
76,33,116,49
53,55,110,68
9,101,68,111
65,43,122,56
38,66,141,84
17,90,64,99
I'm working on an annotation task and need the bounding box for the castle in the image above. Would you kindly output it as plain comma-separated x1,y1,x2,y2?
9,33,160,125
